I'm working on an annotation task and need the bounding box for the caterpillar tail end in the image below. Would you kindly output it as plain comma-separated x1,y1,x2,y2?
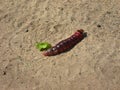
43,52,48,56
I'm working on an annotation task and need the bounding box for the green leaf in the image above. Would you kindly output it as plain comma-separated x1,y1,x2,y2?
36,42,52,51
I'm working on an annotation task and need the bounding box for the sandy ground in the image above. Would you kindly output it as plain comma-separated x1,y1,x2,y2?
0,0,120,90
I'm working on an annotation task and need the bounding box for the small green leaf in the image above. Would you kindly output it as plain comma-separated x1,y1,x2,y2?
36,42,52,51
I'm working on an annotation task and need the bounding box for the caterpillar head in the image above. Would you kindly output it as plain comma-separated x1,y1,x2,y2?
77,29,84,34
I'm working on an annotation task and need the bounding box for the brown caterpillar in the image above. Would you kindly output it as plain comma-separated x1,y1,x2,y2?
43,29,86,56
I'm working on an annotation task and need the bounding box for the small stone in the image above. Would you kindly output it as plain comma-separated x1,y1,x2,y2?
97,24,101,28
25,29,29,32
3,71,6,75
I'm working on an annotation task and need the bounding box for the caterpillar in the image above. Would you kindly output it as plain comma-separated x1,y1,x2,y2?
43,29,86,56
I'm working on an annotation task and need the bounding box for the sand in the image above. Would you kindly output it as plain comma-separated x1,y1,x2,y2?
0,0,120,90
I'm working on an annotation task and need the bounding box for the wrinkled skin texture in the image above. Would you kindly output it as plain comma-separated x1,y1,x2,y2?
43,29,86,56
